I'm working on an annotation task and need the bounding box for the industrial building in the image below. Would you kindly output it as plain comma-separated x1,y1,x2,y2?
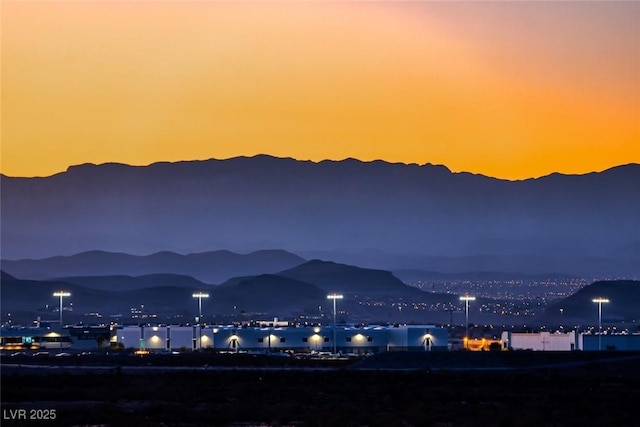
580,333,640,351
501,331,579,351
501,330,640,351
111,323,449,353
0,327,71,350
5,324,639,353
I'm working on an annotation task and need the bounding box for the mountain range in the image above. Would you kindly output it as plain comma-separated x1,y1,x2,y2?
3,259,637,326
2,156,639,276
1,249,304,284
0,259,457,324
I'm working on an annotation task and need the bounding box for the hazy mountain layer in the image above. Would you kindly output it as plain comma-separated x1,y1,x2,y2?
53,274,210,291
0,260,458,324
278,259,425,297
544,280,640,323
2,156,638,276
1,249,305,284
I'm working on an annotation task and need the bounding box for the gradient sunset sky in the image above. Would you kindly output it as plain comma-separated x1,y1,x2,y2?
2,1,639,180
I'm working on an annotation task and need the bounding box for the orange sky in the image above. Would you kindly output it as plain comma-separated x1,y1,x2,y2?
2,1,639,179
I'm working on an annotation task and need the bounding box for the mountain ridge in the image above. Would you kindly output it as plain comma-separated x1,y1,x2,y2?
2,155,636,182
1,249,306,284
543,280,640,323
2,156,638,274
0,259,447,323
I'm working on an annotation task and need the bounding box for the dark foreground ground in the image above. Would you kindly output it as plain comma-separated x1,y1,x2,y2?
2,351,639,427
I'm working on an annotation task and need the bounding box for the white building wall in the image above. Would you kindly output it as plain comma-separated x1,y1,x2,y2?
169,327,196,350
113,324,449,353
118,327,143,349
143,326,168,350
501,331,577,351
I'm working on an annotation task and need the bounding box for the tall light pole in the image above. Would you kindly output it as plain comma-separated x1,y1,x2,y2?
192,292,209,350
459,294,475,350
53,291,71,352
592,297,609,351
327,294,343,355
192,292,209,323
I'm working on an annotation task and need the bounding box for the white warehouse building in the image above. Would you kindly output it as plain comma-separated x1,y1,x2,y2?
501,331,579,351
501,331,640,351
112,324,449,353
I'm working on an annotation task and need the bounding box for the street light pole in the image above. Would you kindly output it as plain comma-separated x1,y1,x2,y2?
327,294,343,356
592,297,609,351
53,291,71,353
459,295,475,350
192,292,209,350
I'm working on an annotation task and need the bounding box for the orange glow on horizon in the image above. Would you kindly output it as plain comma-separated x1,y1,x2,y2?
2,1,638,180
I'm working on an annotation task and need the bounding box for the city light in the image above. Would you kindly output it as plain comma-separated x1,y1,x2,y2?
327,294,344,355
592,297,609,351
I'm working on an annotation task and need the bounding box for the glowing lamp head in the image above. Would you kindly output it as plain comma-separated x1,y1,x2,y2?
53,291,71,297
327,294,344,300
592,297,609,304
192,293,210,298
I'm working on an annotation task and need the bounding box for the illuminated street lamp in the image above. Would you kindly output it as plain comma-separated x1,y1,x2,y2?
592,297,609,351
192,292,209,350
459,294,476,350
327,293,343,355
192,292,209,324
53,291,71,352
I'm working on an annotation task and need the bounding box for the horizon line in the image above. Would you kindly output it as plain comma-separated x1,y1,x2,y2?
2,154,638,182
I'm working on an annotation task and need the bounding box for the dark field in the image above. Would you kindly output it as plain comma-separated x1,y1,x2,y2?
2,352,639,427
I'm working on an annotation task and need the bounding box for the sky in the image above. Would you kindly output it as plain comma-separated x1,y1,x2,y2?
2,0,639,180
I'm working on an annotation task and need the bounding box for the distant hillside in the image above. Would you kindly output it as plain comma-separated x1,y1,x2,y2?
2,156,638,276
1,276,128,314
1,260,465,324
212,274,326,314
1,272,340,323
278,260,425,297
1,270,17,281
544,280,640,323
0,274,212,322
54,274,210,291
1,249,306,284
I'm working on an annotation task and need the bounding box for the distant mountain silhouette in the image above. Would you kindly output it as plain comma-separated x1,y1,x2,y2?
2,156,639,276
306,252,640,278
212,274,327,314
54,274,210,291
0,274,211,322
1,259,469,324
544,280,640,323
278,260,425,297
1,275,126,314
1,270,17,281
1,249,305,284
